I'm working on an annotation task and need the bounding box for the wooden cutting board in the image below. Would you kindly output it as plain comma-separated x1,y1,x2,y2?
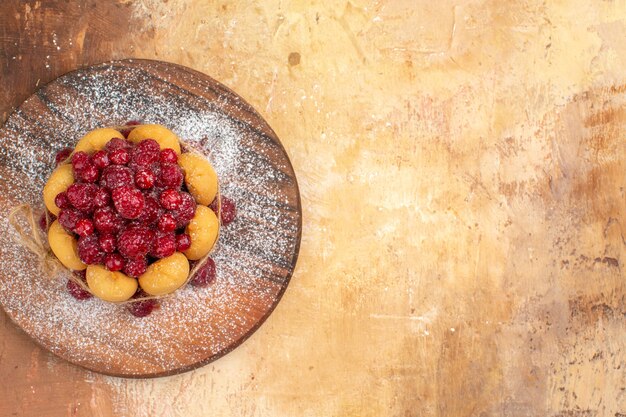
0,59,301,378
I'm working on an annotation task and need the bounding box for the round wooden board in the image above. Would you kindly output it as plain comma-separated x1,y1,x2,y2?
0,59,301,378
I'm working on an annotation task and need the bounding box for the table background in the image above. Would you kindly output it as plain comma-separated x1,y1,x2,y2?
1,1,625,416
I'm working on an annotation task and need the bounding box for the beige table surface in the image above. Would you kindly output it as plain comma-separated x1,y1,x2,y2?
1,1,625,416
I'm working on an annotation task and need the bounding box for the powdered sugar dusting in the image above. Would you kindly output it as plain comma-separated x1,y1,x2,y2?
0,60,300,376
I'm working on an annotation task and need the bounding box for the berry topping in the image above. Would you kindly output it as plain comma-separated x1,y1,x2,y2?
93,207,124,234
171,192,196,227
127,298,158,317
118,225,153,259
131,139,160,166
190,258,216,287
105,137,131,151
220,196,237,225
105,253,125,271
159,148,178,164
74,218,95,237
55,148,73,166
67,279,93,300
78,163,100,183
159,189,182,210
138,195,161,225
100,165,134,189
58,209,85,231
93,187,111,208
112,186,145,219
135,168,156,189
91,150,110,169
66,183,98,213
158,163,183,188
109,148,130,165
98,233,116,253
157,213,177,232
120,120,141,138
123,257,147,278
151,232,176,259
175,233,191,251
54,192,71,210
78,235,105,265
71,151,90,172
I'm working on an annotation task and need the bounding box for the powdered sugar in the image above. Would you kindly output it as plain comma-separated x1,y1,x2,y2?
0,60,300,376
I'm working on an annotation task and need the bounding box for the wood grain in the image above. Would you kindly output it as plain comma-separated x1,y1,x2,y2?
0,59,301,378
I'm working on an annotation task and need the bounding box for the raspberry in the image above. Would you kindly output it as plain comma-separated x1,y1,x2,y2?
74,218,95,237
100,165,133,189
138,195,161,225
58,209,85,232
160,148,178,164
98,233,116,253
157,213,177,232
190,258,216,287
93,207,124,233
151,232,176,258
112,186,145,219
54,192,71,209
74,269,87,281
67,279,92,300
127,298,158,317
135,168,155,189
93,187,111,208
105,137,132,151
71,151,90,172
91,150,110,169
123,257,147,278
220,196,237,225
172,192,196,227
159,189,182,210
109,148,130,165
175,233,191,251
38,212,48,232
78,235,104,265
105,253,125,271
55,148,72,166
118,225,153,259
78,163,99,183
131,139,160,166
120,120,141,138
66,183,98,213
158,163,183,188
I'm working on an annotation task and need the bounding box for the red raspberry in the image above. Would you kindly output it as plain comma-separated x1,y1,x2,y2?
54,192,71,209
120,120,141,138
58,209,85,232
66,183,98,213
74,218,95,237
100,165,134,189
93,187,111,208
135,168,155,189
109,148,130,165
38,212,48,232
190,258,216,287
91,150,110,169
67,279,92,300
138,195,161,225
93,207,124,233
78,163,100,183
105,253,125,271
74,269,87,281
172,192,196,227
71,151,90,172
118,225,154,259
98,233,116,253
105,137,132,151
158,163,183,188
157,213,177,232
159,189,182,210
55,148,72,166
112,186,145,219
151,232,176,258
78,235,104,265
175,233,191,251
123,257,147,278
131,139,160,165
220,196,237,225
127,298,158,317
160,148,178,164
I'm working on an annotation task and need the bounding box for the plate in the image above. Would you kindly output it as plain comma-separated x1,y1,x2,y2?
0,59,301,378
